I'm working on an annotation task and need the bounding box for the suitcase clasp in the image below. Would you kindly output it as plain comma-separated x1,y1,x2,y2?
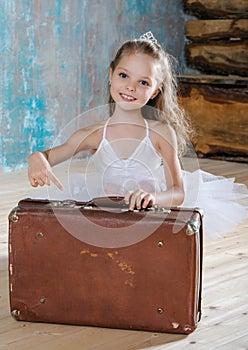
48,200,81,208
147,205,171,214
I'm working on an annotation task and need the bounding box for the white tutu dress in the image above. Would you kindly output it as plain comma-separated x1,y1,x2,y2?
31,118,248,239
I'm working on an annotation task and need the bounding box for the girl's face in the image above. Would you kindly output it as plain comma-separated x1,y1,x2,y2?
109,52,161,111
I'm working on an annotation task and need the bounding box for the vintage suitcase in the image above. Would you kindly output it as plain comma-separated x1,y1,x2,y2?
8,197,203,334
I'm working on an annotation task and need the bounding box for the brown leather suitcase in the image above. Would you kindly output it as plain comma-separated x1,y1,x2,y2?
8,197,203,334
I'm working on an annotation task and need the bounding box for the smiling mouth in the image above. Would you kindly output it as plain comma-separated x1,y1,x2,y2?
120,93,136,102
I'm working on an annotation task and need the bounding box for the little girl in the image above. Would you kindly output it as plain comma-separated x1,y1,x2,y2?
27,32,247,237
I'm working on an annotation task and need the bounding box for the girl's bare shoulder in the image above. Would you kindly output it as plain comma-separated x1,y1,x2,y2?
147,119,175,139
68,119,107,151
71,119,106,139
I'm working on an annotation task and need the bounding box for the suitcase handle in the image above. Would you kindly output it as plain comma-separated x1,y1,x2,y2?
18,197,126,208
90,196,173,213
89,196,127,208
19,196,172,213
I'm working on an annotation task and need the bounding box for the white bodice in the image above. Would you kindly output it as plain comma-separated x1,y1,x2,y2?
91,118,167,196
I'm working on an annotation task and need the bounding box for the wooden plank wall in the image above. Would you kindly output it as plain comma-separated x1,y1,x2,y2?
178,75,248,161
180,0,248,161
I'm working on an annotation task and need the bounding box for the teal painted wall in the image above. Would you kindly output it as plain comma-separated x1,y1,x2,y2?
0,0,188,171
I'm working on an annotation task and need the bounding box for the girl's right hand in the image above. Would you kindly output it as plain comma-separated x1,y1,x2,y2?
27,151,64,190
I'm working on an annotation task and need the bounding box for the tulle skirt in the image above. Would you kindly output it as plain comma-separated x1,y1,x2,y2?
30,169,248,239
182,170,247,238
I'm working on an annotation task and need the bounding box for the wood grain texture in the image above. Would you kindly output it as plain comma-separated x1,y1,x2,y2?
178,73,248,86
185,42,248,76
179,78,248,160
185,19,248,41
184,0,248,19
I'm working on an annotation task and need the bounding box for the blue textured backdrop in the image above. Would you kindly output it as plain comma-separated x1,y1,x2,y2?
0,0,189,171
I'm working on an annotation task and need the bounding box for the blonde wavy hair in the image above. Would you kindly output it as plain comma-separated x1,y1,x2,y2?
107,39,192,155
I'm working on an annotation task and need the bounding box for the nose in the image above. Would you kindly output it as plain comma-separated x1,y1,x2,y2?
126,81,136,92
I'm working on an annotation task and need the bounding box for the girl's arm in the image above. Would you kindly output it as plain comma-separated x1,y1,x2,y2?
125,123,184,209
155,123,185,206
27,123,103,189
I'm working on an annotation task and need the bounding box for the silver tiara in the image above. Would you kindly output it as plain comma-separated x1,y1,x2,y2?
139,31,157,44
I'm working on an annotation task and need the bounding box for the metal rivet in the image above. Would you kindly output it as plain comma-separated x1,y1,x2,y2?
40,297,46,303
157,307,164,314
172,322,180,329
184,324,192,332
9,212,19,223
12,309,20,318
37,232,44,238
157,241,164,248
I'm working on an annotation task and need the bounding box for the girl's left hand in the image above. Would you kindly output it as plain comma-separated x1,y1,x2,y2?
124,189,156,210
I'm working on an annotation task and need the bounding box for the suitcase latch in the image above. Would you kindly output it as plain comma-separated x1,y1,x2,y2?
146,205,171,214
47,200,81,208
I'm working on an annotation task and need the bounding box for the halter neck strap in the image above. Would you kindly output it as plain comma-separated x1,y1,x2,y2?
102,118,110,139
144,119,149,137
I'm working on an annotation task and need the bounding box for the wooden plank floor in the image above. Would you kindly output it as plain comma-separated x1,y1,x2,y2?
0,158,247,350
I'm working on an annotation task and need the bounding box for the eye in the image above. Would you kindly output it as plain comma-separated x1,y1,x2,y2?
119,73,128,79
140,80,149,86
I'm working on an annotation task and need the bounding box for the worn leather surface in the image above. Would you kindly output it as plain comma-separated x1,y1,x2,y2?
9,198,203,334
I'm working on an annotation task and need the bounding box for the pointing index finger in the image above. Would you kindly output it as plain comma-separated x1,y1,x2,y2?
49,172,64,190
